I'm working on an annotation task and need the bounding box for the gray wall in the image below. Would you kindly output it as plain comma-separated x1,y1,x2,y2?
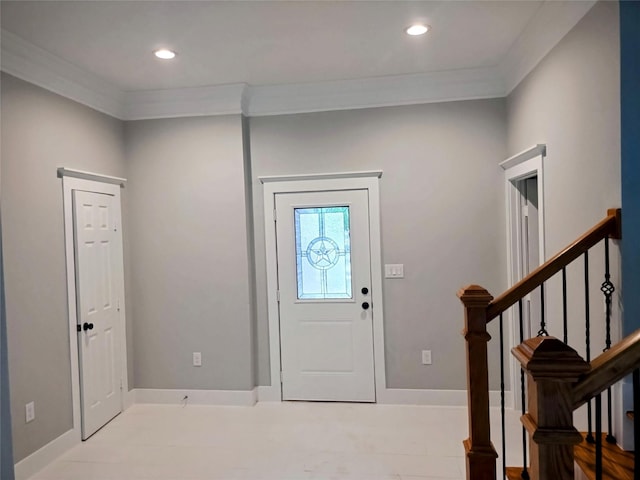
1,73,127,462
125,115,256,391
250,99,508,389
506,0,621,355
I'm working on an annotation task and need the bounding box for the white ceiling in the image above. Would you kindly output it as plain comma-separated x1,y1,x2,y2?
0,1,596,119
1,0,546,91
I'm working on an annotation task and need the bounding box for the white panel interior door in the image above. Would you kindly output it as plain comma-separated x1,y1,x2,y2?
73,190,122,439
276,189,375,402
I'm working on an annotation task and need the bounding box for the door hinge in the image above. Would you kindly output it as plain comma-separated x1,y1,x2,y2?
280,371,283,383
276,290,280,302
273,209,277,222
522,205,529,217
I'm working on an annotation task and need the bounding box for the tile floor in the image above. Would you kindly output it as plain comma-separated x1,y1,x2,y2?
30,402,523,480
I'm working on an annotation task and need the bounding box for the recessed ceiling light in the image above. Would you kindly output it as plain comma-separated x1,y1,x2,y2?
154,49,176,60
405,24,430,36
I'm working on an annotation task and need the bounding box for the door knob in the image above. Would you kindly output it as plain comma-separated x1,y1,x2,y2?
361,287,369,295
83,322,94,331
362,302,370,310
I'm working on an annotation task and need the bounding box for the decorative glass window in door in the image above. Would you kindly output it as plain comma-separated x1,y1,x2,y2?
294,206,352,299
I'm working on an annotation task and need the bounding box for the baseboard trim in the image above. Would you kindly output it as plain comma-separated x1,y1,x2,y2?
132,388,258,406
123,388,136,410
14,428,80,480
256,385,281,402
378,388,513,408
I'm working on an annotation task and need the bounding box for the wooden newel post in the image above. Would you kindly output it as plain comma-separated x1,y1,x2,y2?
458,285,497,480
512,337,590,480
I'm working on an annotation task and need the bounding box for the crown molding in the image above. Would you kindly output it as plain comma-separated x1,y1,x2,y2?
246,67,505,117
123,83,248,120
1,1,596,121
1,29,125,118
499,0,597,94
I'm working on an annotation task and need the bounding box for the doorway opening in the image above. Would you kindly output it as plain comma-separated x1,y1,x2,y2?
501,144,546,409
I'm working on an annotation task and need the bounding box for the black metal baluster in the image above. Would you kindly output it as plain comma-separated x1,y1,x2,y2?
537,283,548,336
633,369,639,480
519,299,529,479
595,394,603,480
601,237,616,444
585,252,595,443
562,267,568,344
499,314,506,479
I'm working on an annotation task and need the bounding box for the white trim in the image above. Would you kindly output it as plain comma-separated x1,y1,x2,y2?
13,429,79,480
123,389,136,410
256,385,282,402
132,388,257,406
378,389,513,409
499,1,596,93
260,170,383,184
2,0,593,122
501,145,547,410
499,144,546,171
57,167,127,187
262,173,385,402
1,30,125,119
617,380,634,451
61,175,129,443
246,67,504,117
124,84,247,120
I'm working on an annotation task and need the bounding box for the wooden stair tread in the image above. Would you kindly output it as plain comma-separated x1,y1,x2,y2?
505,466,528,479
574,432,634,480
506,434,634,480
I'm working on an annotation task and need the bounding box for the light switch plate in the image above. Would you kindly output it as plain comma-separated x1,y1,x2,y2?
193,352,202,367
421,350,432,365
385,264,404,278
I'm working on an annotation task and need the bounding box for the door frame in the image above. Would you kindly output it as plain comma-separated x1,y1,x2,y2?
261,171,385,402
500,144,546,409
59,168,129,441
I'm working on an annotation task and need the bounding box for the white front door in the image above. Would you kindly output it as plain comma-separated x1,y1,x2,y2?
275,189,375,402
73,190,123,438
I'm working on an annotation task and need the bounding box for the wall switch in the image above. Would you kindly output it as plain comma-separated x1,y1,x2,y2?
421,350,432,365
385,264,404,278
25,402,35,423
193,352,202,367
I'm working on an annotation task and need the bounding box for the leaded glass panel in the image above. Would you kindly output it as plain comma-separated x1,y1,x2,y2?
294,206,352,299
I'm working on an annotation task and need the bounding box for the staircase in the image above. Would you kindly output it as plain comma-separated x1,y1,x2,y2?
575,433,634,480
458,209,640,480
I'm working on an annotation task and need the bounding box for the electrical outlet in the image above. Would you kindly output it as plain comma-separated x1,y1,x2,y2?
421,350,432,365
25,402,35,423
193,352,202,367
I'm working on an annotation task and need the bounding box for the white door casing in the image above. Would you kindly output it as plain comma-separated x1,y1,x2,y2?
261,172,385,402
501,145,546,409
276,190,374,401
60,169,128,442
73,190,123,438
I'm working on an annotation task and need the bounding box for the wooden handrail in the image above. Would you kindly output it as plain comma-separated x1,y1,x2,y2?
573,328,640,410
486,208,621,321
